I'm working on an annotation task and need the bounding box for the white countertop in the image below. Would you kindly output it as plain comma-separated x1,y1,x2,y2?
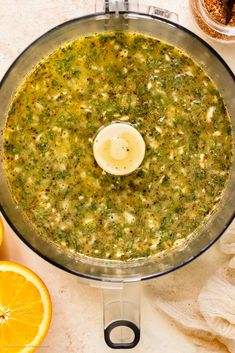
0,1,234,352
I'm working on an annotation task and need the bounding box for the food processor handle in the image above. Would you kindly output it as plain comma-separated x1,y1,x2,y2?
95,0,179,23
102,282,141,349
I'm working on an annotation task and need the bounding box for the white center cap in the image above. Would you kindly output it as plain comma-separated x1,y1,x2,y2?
110,137,129,160
93,122,145,176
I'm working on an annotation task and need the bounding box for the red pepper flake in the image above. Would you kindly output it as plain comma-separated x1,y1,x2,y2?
190,0,235,40
204,0,235,26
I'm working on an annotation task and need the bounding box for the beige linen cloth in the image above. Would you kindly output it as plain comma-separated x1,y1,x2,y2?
145,220,235,353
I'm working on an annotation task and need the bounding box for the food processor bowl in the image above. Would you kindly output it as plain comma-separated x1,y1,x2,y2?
0,1,234,348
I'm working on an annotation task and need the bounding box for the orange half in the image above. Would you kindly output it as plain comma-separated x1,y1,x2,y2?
0,261,52,353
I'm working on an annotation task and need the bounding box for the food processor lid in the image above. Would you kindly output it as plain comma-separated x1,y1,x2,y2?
0,3,235,282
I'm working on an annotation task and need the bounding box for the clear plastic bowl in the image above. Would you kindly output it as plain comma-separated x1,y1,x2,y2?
0,11,235,282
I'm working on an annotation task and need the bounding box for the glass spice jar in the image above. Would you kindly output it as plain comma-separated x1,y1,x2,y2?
190,0,235,42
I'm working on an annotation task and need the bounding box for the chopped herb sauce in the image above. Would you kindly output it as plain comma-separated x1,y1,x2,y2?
4,32,233,260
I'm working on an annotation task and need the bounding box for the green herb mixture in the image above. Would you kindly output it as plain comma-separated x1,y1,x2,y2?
4,32,233,260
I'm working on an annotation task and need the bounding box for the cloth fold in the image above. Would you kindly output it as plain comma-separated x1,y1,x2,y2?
145,220,235,353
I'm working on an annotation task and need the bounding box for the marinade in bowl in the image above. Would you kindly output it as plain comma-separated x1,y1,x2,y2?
4,32,233,261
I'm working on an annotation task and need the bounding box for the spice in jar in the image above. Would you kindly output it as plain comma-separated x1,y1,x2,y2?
204,0,235,25
190,0,235,41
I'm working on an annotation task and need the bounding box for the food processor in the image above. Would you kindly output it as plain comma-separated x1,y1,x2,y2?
0,0,234,348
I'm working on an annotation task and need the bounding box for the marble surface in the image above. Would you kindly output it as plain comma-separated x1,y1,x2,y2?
0,1,234,352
